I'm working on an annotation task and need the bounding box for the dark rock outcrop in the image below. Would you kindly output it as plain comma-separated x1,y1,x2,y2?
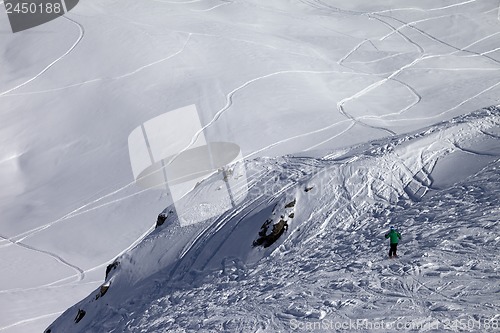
253,219,288,248
155,210,174,228
74,309,86,324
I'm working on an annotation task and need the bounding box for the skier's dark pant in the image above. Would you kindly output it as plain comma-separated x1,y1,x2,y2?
389,243,398,257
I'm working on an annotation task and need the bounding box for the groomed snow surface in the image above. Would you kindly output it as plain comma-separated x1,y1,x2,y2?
0,0,499,332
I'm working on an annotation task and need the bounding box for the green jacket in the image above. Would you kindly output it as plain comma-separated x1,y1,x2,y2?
385,230,401,244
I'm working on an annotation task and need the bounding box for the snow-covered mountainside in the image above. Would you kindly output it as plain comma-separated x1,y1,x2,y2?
1,0,500,332
47,107,499,332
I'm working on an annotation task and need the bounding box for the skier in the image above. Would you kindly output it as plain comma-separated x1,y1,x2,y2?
385,226,401,258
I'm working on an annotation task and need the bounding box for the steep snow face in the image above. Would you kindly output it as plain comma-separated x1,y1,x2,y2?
47,108,499,333
1,0,500,332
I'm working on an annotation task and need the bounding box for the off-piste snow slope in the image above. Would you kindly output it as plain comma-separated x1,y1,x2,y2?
2,0,500,332
47,107,500,332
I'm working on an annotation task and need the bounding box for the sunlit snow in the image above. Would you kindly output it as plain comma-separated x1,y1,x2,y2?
0,1,499,332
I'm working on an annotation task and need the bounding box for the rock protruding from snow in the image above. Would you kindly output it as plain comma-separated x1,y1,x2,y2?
48,107,499,333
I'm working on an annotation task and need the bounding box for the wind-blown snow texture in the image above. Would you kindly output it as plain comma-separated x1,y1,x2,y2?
48,108,499,332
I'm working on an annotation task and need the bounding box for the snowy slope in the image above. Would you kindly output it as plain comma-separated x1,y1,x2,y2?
1,0,500,332
47,107,500,332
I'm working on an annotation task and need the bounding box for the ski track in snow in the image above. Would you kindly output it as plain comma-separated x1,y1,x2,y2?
337,39,369,65
378,13,455,42
370,0,478,15
176,2,477,167
3,33,192,97
114,34,193,80
0,16,84,97
329,1,500,128
50,107,500,333
0,312,62,332
458,31,500,52
1,0,493,247
2,66,374,237
379,13,500,66
176,173,300,276
409,81,500,122
170,29,317,58
0,181,155,246
339,9,500,123
6,2,497,296
187,69,359,148
293,3,426,136
372,15,424,54
190,1,231,12
0,280,101,295
0,236,85,283
333,18,424,124
3,2,499,331
329,8,457,135
152,0,208,4
2,27,319,97
347,51,409,65
466,46,500,56
1,49,380,252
